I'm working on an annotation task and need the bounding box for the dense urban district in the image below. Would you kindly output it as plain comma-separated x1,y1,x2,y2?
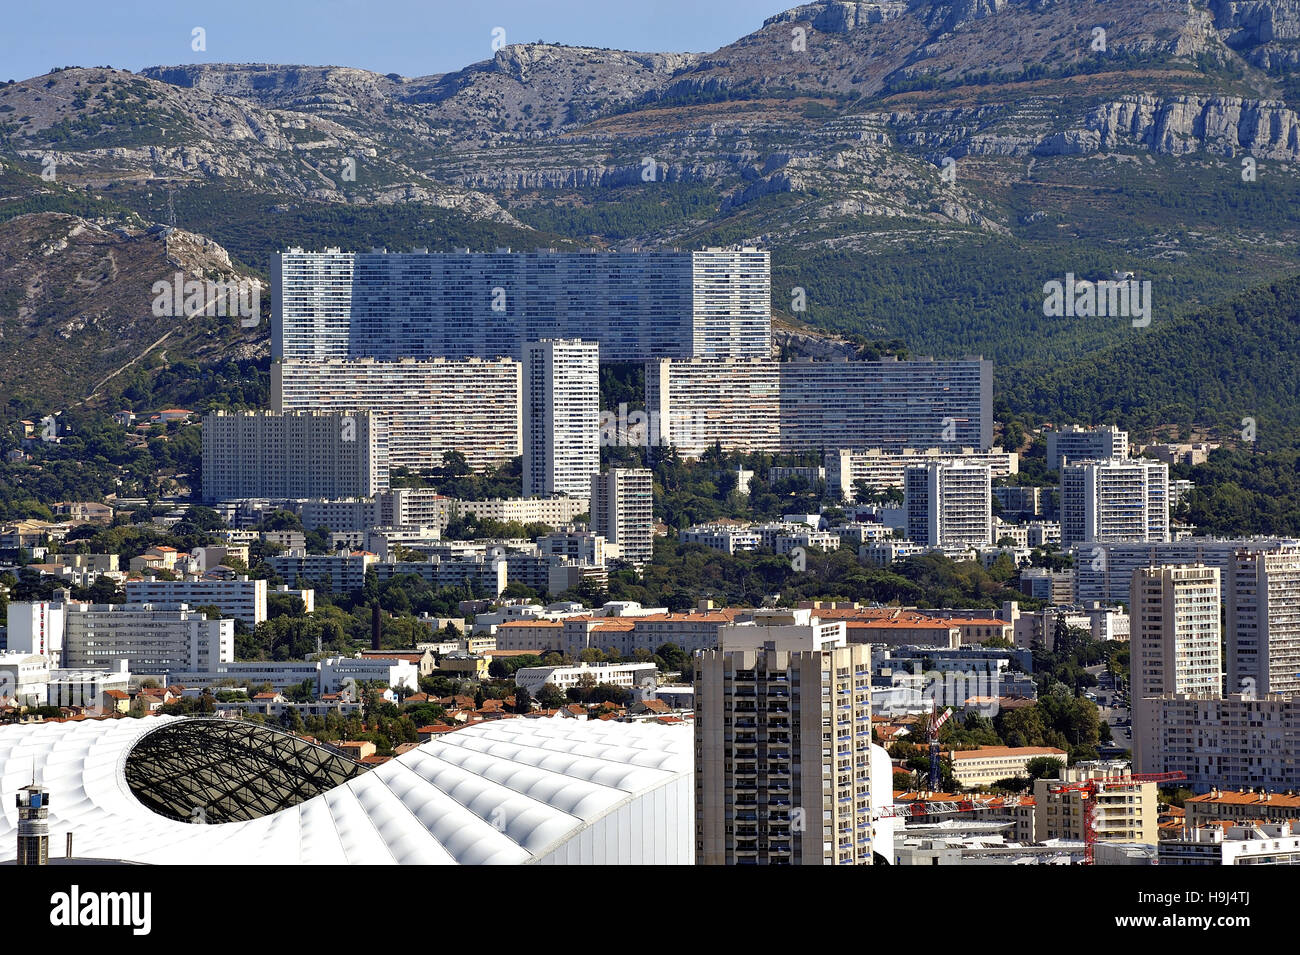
4,0,1300,867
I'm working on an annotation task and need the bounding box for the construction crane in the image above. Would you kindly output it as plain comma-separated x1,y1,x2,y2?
1047,771,1186,865
873,772,1187,864
926,706,954,792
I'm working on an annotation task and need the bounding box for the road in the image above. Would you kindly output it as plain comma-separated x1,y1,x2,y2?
1083,663,1131,750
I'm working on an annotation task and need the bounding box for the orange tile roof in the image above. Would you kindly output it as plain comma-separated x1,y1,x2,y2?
1188,791,1300,808
950,746,1067,760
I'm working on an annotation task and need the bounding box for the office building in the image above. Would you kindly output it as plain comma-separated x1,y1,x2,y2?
647,357,993,458
523,339,600,498
904,462,992,550
61,603,233,676
1226,543,1300,698
124,576,269,628
1060,458,1170,547
202,411,388,502
590,468,654,566
272,357,522,472
695,608,886,865
273,247,770,363
1045,425,1129,471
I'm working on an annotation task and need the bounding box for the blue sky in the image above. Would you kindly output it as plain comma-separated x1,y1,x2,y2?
0,0,772,82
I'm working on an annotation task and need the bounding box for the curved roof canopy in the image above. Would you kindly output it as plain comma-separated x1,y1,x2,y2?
0,715,693,864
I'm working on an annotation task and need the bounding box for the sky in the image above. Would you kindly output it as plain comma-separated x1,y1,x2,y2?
0,0,773,82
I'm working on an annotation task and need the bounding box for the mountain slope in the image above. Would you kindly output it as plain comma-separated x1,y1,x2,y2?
3,0,1300,431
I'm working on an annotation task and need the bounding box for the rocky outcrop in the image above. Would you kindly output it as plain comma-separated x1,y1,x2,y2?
764,1,910,31
1036,95,1300,159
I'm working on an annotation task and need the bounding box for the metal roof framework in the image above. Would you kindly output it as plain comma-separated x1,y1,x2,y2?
122,718,365,823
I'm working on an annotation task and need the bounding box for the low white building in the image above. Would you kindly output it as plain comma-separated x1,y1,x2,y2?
1160,822,1300,865
0,653,51,706
47,661,132,710
164,657,418,694
515,661,658,698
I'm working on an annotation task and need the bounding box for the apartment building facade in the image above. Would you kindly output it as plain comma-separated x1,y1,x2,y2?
1060,458,1170,548
273,247,771,363
1045,425,1130,471
272,357,522,472
1134,693,1300,788
202,410,389,502
124,576,270,628
590,468,654,566
904,462,993,551
1226,543,1300,698
647,357,993,458
1033,765,1158,845
523,339,600,499
829,447,1017,503
695,609,879,865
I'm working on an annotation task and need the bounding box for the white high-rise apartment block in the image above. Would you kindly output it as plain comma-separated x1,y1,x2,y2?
646,357,781,454
1131,565,1222,773
590,468,654,566
695,609,888,865
1072,537,1296,606
273,247,770,363
904,462,992,550
125,576,269,628
647,357,993,457
272,357,521,472
1226,543,1300,698
1046,425,1129,471
202,411,388,502
1134,693,1300,786
5,601,65,664
1060,458,1169,547
61,603,234,676
524,339,600,499
1131,565,1222,699
828,448,1017,502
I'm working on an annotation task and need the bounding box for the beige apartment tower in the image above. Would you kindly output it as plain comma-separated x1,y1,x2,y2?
1131,564,1222,773
589,468,654,566
695,609,877,865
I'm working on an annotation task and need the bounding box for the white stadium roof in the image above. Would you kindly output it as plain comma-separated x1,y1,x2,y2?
0,715,694,865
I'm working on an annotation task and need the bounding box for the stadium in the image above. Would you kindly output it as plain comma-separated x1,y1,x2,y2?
0,715,695,864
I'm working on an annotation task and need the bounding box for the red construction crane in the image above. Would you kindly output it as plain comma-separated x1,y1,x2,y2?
1047,772,1186,864
873,772,1186,865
